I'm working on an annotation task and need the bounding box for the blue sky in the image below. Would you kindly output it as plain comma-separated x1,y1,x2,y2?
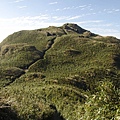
0,0,120,42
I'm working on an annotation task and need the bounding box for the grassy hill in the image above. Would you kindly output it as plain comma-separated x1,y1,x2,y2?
0,23,120,120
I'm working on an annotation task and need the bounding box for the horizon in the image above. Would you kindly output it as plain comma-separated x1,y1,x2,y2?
0,0,120,42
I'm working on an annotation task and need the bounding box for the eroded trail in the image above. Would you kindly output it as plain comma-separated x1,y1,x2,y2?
4,37,57,87
42,37,56,58
27,37,56,70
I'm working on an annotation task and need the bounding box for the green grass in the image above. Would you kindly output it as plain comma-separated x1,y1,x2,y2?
0,23,120,120
0,44,42,68
29,35,119,80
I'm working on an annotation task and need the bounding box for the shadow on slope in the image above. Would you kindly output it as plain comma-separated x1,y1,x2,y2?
113,54,120,69
0,105,65,120
0,107,21,120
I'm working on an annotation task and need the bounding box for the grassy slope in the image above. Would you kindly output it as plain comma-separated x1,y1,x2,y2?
0,23,120,120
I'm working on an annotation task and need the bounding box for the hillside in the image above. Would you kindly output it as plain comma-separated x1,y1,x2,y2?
0,23,120,120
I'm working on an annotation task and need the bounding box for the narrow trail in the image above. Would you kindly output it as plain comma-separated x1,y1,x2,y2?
41,37,56,59
26,36,56,70
4,37,57,87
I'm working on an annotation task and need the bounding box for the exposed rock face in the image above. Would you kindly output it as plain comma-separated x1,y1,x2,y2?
62,23,87,34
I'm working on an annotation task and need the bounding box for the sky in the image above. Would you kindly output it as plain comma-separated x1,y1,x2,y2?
0,0,120,42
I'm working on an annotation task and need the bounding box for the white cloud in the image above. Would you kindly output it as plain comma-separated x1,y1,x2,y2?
63,7,70,10
14,0,24,3
52,4,93,13
55,9,60,11
88,23,113,27
65,5,87,10
67,16,81,20
83,27,120,39
76,20,102,25
49,2,58,5
0,15,50,29
52,15,87,21
103,9,107,11
114,9,120,12
107,11,113,13
102,8,120,14
90,8,93,11
78,5,86,8
18,6,27,9
52,16,70,21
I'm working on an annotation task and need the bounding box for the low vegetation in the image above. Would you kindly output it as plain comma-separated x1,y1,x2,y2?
0,23,120,120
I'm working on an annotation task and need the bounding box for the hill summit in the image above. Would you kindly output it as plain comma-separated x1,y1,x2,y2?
0,23,97,46
0,23,120,120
